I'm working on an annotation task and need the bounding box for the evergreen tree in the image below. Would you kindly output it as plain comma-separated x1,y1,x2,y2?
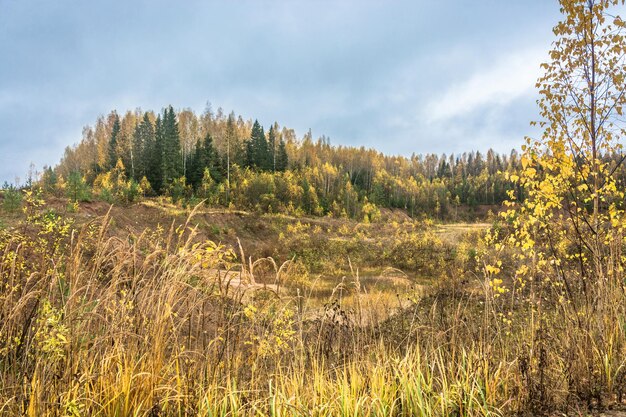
245,120,269,170
41,166,58,194
189,134,220,189
268,124,277,172
301,177,312,214
149,115,164,193
161,106,182,188
107,114,121,170
132,113,154,181
2,186,22,213
276,138,288,172
132,122,142,180
67,171,90,202
437,158,451,178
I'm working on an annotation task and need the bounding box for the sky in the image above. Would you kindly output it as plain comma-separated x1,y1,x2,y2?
0,0,563,184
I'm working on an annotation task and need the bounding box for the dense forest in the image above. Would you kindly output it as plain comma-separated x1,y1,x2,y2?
46,105,528,220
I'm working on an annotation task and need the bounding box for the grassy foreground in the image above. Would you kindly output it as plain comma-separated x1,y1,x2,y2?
0,200,625,416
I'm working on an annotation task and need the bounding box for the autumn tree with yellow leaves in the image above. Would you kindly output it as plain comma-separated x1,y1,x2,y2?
495,0,626,409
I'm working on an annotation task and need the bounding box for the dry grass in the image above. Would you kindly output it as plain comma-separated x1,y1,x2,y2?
0,203,624,416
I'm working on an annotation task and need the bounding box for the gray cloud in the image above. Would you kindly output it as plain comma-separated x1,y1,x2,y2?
0,0,562,183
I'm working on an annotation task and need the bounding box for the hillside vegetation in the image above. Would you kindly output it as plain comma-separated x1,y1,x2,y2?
49,104,525,221
4,0,626,416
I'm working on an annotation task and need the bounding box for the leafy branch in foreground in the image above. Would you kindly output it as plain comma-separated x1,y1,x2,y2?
492,0,626,411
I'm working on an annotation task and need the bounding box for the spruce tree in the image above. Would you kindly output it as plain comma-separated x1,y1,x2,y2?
161,106,182,188
67,171,90,202
268,124,277,172
149,115,164,193
133,113,155,181
245,120,269,170
107,114,121,170
276,138,288,172
41,166,58,194
189,134,220,189
131,124,140,180
131,121,143,180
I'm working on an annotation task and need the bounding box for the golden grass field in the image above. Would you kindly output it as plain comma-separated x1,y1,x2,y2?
1,198,625,416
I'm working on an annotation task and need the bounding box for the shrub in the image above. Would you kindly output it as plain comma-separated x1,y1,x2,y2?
2,187,22,213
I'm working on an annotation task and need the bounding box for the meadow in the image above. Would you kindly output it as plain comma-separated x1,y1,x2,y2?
1,190,624,417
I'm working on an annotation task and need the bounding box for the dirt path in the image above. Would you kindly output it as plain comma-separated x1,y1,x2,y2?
435,222,490,244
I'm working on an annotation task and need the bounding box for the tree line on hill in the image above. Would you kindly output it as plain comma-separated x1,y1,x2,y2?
40,105,531,220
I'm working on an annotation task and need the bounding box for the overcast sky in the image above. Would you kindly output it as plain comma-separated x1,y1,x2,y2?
0,0,563,184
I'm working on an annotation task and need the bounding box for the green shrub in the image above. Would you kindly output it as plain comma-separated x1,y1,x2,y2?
2,187,22,213
66,171,91,202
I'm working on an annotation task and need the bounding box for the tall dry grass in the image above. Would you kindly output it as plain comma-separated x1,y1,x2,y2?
0,204,624,416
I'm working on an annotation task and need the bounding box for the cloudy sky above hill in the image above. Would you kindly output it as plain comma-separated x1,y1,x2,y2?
0,0,562,183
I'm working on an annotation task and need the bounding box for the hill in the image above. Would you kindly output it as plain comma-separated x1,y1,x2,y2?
47,106,524,222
